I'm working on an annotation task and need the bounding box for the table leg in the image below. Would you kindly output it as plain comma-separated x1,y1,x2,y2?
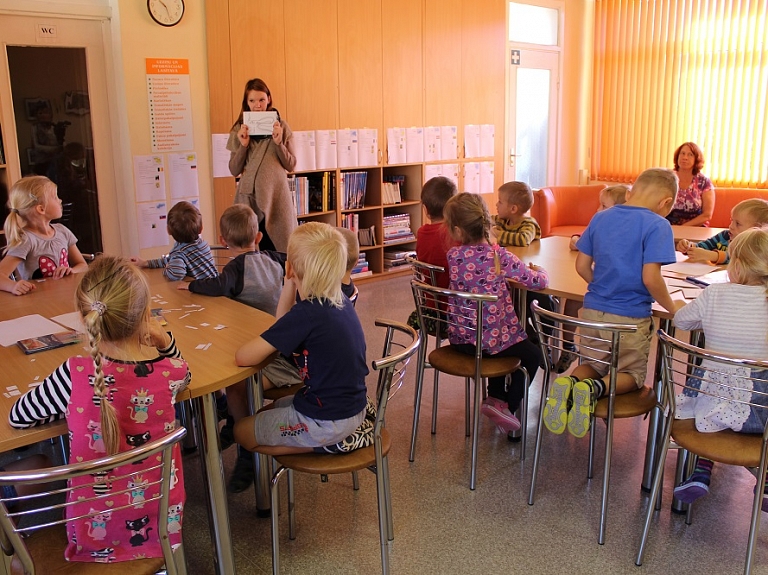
193,394,237,575
246,373,271,516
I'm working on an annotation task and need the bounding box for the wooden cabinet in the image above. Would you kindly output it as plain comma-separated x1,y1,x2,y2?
0,120,7,248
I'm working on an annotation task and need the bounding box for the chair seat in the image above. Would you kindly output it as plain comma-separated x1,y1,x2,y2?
428,345,521,379
10,524,165,575
263,383,303,401
274,429,391,475
672,418,763,467
594,385,656,419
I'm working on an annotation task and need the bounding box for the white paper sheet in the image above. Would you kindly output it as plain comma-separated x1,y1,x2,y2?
386,127,407,164
464,124,481,159
51,312,86,333
292,130,316,172
133,154,166,202
211,134,231,178
480,161,495,194
441,126,458,160
358,128,378,166
423,126,441,162
243,111,278,136
464,162,480,194
480,124,495,157
662,261,718,276
337,129,359,169
442,163,459,187
315,129,338,170
0,314,69,347
137,202,170,249
171,197,199,210
168,153,199,199
424,163,442,183
405,128,424,163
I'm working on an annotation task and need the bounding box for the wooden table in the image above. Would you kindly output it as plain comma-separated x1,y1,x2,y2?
0,269,274,575
671,225,727,243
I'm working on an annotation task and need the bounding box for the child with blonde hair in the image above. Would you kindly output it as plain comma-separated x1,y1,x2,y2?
233,222,368,455
443,193,549,433
676,198,768,264
672,227,768,506
9,255,189,563
492,181,541,247
0,175,87,295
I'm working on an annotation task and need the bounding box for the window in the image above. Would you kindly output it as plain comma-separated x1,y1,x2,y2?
592,1,768,187
509,2,559,46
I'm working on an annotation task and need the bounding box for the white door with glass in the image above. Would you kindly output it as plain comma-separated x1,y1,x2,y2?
506,1,561,188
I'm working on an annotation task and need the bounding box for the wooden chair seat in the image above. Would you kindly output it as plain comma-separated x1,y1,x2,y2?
263,383,303,401
9,524,165,575
428,346,521,379
672,418,763,468
594,385,656,419
275,428,391,475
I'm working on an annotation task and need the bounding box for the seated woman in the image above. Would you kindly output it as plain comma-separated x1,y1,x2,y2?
666,141,715,226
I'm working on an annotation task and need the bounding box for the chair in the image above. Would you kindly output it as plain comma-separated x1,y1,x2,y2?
405,258,448,461
0,427,187,575
636,330,768,575
409,280,530,490
262,319,419,575
527,300,657,544
209,245,234,273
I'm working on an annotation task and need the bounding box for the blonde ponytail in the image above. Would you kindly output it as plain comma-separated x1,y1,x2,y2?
3,176,53,252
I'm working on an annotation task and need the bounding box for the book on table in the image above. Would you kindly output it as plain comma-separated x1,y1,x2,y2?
17,330,80,354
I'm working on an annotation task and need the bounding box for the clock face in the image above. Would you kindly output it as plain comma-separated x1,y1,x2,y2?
147,0,185,27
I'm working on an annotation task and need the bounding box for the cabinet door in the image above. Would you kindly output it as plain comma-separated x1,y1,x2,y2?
382,0,423,129
425,0,462,127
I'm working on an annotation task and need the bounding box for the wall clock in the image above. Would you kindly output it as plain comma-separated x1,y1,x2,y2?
147,0,185,27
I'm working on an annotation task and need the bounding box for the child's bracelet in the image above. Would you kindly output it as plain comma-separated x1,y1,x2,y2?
715,250,727,265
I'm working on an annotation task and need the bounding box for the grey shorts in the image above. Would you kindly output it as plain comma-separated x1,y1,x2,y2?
262,355,303,388
253,396,366,448
578,308,654,388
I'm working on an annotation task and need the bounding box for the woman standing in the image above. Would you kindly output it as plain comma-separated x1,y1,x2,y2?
227,78,297,252
667,141,715,226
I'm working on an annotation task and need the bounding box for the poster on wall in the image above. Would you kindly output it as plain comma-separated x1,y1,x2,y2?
136,202,170,249
146,58,194,153
168,152,199,200
133,154,166,202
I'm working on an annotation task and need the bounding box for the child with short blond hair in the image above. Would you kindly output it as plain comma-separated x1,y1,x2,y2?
132,200,217,281
233,222,368,455
676,198,768,264
493,181,541,247
545,168,684,438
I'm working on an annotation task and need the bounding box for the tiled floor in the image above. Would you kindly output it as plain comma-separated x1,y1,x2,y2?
176,275,767,574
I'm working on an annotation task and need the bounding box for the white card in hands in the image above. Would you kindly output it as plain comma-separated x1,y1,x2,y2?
243,111,278,136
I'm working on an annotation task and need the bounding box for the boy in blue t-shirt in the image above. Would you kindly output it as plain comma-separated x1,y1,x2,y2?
543,168,685,438
233,222,369,456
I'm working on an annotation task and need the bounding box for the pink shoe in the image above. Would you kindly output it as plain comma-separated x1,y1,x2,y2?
481,398,521,433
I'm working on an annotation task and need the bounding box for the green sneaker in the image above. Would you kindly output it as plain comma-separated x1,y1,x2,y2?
543,376,576,434
568,378,597,438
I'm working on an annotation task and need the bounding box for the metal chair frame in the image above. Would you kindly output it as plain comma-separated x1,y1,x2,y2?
528,300,649,545
0,427,187,575
409,280,530,489
265,319,419,575
636,330,768,575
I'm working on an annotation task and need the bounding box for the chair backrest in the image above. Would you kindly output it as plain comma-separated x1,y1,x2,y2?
210,245,234,273
656,329,768,439
348,283,359,307
0,427,186,575
529,300,638,395
410,279,498,360
370,319,420,435
407,256,445,286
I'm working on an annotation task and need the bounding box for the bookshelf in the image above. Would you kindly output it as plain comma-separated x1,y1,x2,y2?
294,163,422,279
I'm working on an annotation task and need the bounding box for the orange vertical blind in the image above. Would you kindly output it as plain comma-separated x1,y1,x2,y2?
592,1,768,187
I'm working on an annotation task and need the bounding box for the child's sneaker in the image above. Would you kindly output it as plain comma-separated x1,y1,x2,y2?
567,378,597,438
543,376,575,434
675,458,713,504
481,397,521,433
554,344,577,374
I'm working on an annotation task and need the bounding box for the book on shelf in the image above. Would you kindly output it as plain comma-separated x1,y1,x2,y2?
17,330,80,355
382,175,405,205
342,213,359,232
382,213,415,244
384,248,416,270
341,171,368,209
358,225,376,247
350,269,373,279
289,172,335,216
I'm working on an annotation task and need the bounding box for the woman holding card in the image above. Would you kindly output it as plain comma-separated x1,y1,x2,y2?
227,78,297,252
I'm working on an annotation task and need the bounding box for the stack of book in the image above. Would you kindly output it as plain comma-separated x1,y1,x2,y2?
341,171,368,209
382,175,405,205
350,253,372,279
289,172,335,215
382,213,415,244
384,249,416,270
288,175,310,216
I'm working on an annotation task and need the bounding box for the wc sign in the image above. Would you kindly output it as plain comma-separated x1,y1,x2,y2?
36,23,58,42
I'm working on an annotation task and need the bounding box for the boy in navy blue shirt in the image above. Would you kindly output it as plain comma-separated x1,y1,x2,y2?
544,168,685,438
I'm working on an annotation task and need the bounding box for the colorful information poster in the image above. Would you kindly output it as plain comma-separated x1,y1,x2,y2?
146,58,194,152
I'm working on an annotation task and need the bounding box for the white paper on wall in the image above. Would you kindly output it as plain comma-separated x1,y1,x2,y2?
441,126,458,160
387,127,407,164
358,128,378,166
133,154,166,202
464,125,481,159
337,129,359,168
315,129,338,170
168,153,199,200
424,163,442,184
442,163,459,188
464,162,480,194
480,161,495,194
480,124,495,157
405,127,424,163
211,134,231,178
423,126,441,162
137,202,170,249
292,131,316,172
